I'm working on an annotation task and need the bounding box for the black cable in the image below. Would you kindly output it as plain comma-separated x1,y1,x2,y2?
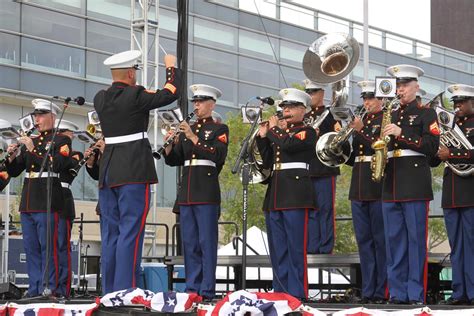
252,0,288,88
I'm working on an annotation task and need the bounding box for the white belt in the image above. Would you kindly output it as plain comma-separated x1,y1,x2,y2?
25,172,59,179
61,182,71,189
273,162,309,170
184,159,216,167
387,149,425,159
354,156,373,163
105,132,148,144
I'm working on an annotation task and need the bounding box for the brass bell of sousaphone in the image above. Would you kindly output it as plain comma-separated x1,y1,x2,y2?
303,33,360,168
302,33,360,84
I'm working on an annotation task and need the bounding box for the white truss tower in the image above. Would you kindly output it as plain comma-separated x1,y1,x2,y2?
130,0,160,256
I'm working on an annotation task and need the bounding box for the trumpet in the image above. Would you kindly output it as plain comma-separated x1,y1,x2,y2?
259,114,293,124
153,111,196,160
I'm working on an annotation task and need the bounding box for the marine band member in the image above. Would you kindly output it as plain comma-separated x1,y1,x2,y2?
432,84,474,305
164,84,228,301
256,88,317,300
5,99,72,297
382,64,440,304
94,50,180,294
347,80,386,303
303,79,340,255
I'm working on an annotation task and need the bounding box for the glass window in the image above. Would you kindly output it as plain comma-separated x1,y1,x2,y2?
21,38,85,77
86,51,112,82
159,8,178,36
238,83,278,108
239,0,276,19
238,56,279,87
280,40,306,67
193,73,238,109
193,18,237,50
386,34,414,57
87,0,130,25
239,30,279,61
194,46,238,79
0,1,20,31
352,25,384,49
279,66,304,88
87,21,129,53
418,77,444,97
280,2,314,29
0,66,20,91
22,6,85,46
86,82,109,104
26,0,85,14
0,33,20,65
20,70,86,99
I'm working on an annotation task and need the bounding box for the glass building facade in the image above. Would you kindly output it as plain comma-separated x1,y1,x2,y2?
1,0,473,210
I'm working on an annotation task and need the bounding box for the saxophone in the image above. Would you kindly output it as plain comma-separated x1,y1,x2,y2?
370,96,400,182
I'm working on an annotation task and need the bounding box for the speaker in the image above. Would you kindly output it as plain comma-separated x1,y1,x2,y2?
0,282,23,299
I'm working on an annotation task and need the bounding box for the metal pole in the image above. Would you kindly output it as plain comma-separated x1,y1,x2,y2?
363,0,369,80
2,182,10,282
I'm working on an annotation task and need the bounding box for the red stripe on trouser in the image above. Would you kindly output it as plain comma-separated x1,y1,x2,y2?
66,219,72,296
423,201,429,303
132,184,150,287
53,213,59,292
331,176,336,254
303,209,309,298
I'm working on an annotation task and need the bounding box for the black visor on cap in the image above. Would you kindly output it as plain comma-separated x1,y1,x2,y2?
191,95,215,102
305,88,323,93
32,109,51,115
396,77,417,84
361,92,375,99
451,95,472,102
280,101,304,107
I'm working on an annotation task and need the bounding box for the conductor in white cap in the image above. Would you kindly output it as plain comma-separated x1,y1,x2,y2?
94,50,181,294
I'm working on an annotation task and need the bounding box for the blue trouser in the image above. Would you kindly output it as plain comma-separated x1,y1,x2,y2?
99,182,150,294
268,209,308,299
21,212,63,296
443,206,474,300
264,211,284,293
180,204,219,298
351,200,386,299
307,176,336,254
382,201,428,303
57,218,72,297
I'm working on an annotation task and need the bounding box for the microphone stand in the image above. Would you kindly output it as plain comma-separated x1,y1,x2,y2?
231,98,264,290
38,99,70,297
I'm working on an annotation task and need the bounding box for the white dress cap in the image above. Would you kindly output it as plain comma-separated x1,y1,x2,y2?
303,79,327,91
357,80,376,97
386,64,424,82
31,99,61,115
278,88,311,108
104,50,142,69
447,84,474,101
189,84,222,101
55,119,79,132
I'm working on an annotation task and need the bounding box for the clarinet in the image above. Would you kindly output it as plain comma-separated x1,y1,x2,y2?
69,147,99,177
153,111,196,160
0,129,36,169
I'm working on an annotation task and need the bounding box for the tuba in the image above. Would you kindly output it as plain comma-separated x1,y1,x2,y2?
303,33,360,167
428,93,474,177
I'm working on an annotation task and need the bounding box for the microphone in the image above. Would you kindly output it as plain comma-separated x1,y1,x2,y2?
53,96,85,105
257,96,275,105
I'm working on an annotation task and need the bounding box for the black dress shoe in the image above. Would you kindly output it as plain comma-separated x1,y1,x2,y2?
371,297,387,304
409,300,424,306
470,298,474,305
388,299,408,305
440,297,467,305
